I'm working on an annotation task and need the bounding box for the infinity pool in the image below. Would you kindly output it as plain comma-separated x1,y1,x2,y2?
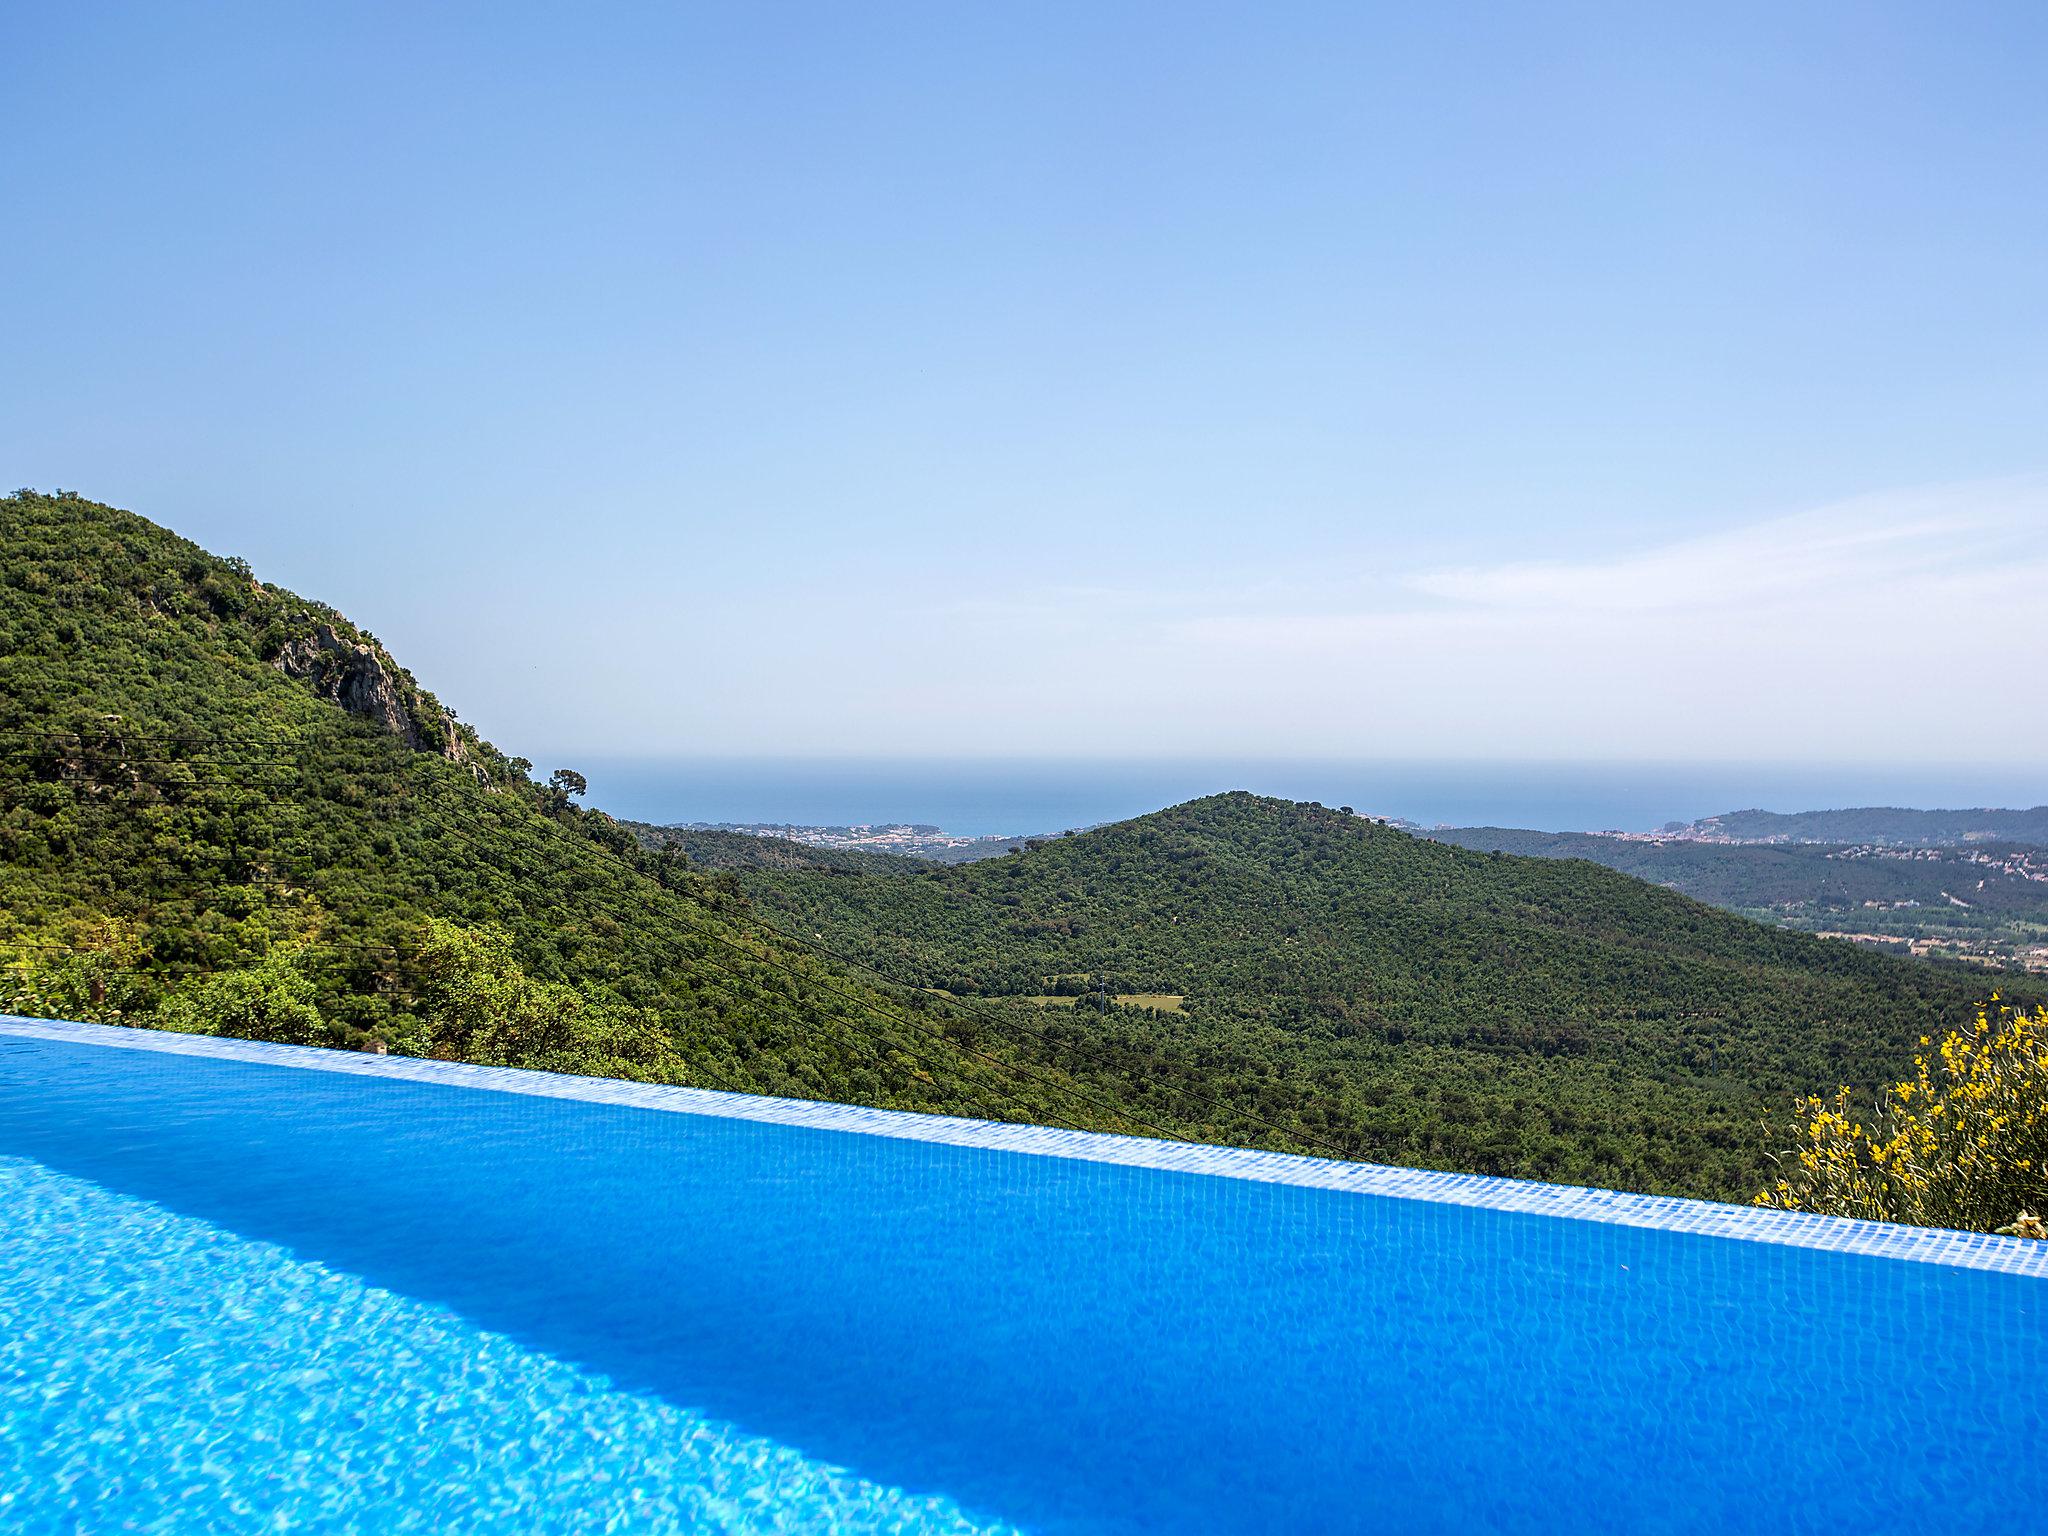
1,1016,2039,1534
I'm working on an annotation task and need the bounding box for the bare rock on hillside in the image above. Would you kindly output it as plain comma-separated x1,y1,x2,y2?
271,623,421,747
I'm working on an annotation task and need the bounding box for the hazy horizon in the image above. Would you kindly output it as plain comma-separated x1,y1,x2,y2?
7,3,2047,768
562,755,2048,839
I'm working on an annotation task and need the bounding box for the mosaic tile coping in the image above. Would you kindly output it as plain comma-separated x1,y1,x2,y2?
5,1013,2044,1279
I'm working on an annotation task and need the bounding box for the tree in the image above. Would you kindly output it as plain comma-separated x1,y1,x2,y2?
2,920,145,1026
408,917,679,1076
154,949,329,1046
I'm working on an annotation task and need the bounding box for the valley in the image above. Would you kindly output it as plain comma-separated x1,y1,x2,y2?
5,490,2040,1201
1427,828,2048,972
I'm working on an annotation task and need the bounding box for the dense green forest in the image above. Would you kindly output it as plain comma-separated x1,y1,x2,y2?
0,490,1108,1128
4,491,2032,1199
657,797,2040,1195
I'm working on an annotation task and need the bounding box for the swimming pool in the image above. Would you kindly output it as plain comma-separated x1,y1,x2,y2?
2,1016,2038,1534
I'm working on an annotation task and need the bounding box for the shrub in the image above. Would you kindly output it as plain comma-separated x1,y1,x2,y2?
1756,998,2047,1236
408,917,679,1077
1,921,147,1026
154,949,330,1046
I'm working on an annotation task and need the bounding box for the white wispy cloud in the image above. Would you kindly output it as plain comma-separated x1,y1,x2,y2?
565,474,2048,760
1405,478,2048,616
925,475,2048,760
1164,475,2048,656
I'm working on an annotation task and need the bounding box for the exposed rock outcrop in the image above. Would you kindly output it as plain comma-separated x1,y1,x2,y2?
270,623,423,747
268,615,482,771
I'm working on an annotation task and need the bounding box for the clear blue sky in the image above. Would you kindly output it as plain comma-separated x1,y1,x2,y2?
7,2,2045,766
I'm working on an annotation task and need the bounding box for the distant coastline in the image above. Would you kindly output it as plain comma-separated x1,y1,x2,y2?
567,756,2048,840
672,821,1066,864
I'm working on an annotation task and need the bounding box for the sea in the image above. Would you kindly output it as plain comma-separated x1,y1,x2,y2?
563,758,2048,839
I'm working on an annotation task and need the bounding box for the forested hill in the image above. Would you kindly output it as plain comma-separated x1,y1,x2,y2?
1426,827,2048,970
1676,806,2048,846
2,490,2029,1200
0,490,1109,1127
718,794,2037,1195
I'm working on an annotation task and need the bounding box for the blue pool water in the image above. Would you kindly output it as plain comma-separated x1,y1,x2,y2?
1,1021,2039,1534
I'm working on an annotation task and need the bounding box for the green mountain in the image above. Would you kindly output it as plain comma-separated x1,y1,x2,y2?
716,796,2040,1195
0,490,1103,1127
3,490,2030,1200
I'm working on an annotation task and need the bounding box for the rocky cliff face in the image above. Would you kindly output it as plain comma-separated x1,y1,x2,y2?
269,621,464,757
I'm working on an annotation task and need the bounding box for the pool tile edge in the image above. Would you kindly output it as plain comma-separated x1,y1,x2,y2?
6,1014,2044,1279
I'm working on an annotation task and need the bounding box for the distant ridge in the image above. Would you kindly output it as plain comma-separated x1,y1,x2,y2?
1425,825,2048,972
1670,806,2048,847
713,791,2043,1196
6,490,2039,1199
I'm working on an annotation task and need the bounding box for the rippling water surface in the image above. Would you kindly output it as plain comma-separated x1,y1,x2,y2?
1,1028,2039,1534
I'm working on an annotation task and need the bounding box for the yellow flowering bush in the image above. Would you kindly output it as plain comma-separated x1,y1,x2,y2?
1756,999,2048,1236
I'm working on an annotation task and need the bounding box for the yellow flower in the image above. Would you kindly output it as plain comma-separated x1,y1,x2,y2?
1759,1001,2048,1234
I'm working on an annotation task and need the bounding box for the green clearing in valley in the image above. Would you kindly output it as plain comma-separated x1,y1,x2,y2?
1025,994,1186,1013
